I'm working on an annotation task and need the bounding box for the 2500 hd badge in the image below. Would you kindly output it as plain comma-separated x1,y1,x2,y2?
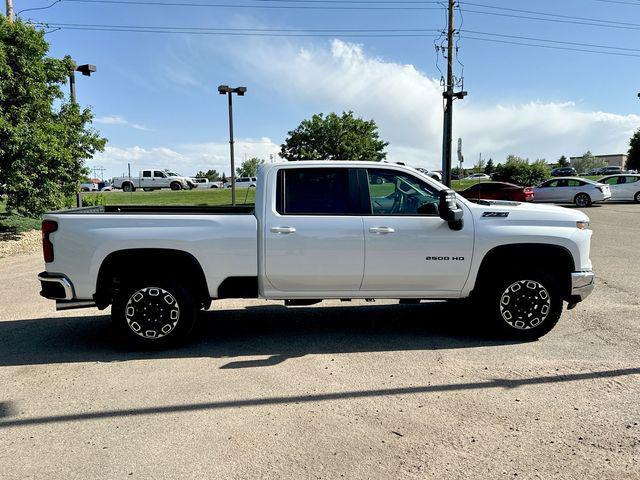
425,256,465,261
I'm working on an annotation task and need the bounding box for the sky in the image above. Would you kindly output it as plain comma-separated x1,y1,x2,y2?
14,0,640,179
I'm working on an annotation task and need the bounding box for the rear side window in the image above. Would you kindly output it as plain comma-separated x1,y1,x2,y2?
142,171,152,178
276,168,353,215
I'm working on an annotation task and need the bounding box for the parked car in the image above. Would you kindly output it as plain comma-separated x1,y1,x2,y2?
80,182,98,192
38,161,595,347
191,177,222,189
586,167,604,176
599,166,624,176
551,167,577,177
464,173,490,181
533,177,610,207
459,182,534,203
112,169,193,192
597,174,640,203
100,183,114,192
224,177,257,188
414,167,443,182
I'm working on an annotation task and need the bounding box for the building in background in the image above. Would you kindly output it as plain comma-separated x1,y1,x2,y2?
570,154,628,168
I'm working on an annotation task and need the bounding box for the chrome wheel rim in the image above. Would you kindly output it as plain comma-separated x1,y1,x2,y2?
125,287,180,339
499,280,551,330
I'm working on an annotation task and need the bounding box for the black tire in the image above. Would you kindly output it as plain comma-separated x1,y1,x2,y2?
634,191,640,204
574,192,592,207
170,182,182,191
112,278,197,347
122,182,135,193
211,185,219,189
482,271,563,341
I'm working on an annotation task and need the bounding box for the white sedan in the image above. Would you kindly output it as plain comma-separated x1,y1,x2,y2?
533,177,611,207
597,174,640,203
464,173,491,181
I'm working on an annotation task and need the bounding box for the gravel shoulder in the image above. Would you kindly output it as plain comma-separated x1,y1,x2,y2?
0,205,638,480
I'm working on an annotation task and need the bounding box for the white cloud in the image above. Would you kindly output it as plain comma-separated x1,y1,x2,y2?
238,39,640,170
94,115,151,131
92,137,281,178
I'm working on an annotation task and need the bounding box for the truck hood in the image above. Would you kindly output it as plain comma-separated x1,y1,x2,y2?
467,199,589,225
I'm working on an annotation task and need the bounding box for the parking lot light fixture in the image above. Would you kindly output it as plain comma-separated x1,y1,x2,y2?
218,85,247,206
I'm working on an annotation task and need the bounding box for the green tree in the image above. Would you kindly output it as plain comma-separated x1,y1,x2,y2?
571,151,606,174
493,155,551,186
195,169,221,182
236,157,264,177
557,155,569,167
280,111,388,161
0,18,106,216
484,158,495,176
628,129,640,171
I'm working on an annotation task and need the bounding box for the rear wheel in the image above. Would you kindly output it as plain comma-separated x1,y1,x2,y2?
574,193,592,207
482,271,562,340
122,182,135,192
112,278,196,347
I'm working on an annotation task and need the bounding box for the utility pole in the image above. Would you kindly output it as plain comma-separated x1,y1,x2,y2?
441,0,467,187
5,0,13,22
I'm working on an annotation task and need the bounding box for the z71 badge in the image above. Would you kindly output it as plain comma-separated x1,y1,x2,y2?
482,212,509,218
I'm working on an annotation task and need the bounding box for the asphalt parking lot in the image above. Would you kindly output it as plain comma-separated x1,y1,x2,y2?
0,204,638,479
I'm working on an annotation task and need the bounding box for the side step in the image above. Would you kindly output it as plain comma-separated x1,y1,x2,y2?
56,300,96,311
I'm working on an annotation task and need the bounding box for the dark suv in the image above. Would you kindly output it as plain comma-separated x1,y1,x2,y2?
551,167,577,177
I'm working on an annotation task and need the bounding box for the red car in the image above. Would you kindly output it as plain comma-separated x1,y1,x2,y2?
459,181,534,202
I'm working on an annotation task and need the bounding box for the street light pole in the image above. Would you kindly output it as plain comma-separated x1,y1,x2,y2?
69,63,96,104
218,85,247,206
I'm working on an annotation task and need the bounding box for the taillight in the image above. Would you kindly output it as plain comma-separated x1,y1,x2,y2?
42,220,58,263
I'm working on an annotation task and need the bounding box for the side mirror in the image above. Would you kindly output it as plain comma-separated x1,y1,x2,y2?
439,189,464,230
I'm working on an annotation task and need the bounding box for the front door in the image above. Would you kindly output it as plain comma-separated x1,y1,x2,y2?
360,168,474,293
263,167,365,292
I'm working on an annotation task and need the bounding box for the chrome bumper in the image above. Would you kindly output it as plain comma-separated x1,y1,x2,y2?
570,271,595,301
38,272,74,300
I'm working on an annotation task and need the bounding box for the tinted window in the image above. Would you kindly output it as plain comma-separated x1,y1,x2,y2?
367,169,439,215
154,171,165,178
601,177,617,185
542,180,559,187
142,171,152,178
277,168,352,215
625,176,640,184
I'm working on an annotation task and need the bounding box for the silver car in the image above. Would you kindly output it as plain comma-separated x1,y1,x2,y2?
533,177,611,207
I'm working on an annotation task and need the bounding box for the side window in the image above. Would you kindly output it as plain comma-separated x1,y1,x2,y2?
142,171,152,178
543,180,558,188
277,168,353,215
367,169,439,215
602,177,617,185
154,171,165,178
567,180,583,187
556,180,569,188
626,176,640,184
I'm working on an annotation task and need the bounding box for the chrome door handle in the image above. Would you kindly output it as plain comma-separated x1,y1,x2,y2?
369,226,395,234
271,226,296,234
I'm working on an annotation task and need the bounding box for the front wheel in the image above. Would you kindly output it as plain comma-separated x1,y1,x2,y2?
112,279,197,346
574,193,592,207
483,272,562,340
170,182,182,191
634,191,640,204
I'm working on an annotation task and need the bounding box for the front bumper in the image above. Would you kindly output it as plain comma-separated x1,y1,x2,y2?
570,271,595,301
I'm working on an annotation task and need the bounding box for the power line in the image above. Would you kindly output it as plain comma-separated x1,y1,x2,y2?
592,0,640,5
62,0,445,10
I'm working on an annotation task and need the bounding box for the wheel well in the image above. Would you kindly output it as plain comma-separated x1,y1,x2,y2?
474,244,575,298
94,249,210,308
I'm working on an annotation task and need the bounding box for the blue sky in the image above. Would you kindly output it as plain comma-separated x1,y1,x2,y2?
17,0,640,178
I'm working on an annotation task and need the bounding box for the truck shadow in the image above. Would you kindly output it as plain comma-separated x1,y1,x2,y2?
0,302,518,368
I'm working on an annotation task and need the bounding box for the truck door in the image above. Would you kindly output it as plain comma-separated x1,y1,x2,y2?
360,168,474,293
263,167,365,292
154,170,168,187
141,170,152,188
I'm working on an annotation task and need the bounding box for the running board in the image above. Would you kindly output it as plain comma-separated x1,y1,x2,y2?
56,300,96,311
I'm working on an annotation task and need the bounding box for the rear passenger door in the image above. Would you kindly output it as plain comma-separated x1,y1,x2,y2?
263,167,366,292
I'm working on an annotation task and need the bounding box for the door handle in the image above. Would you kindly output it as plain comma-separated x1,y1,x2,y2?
271,226,296,234
369,226,395,234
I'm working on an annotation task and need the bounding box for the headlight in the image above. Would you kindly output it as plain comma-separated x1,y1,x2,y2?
576,221,590,230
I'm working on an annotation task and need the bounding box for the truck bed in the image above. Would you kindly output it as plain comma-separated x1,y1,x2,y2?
51,205,255,215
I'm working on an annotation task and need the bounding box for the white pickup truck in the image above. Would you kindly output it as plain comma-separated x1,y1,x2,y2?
39,162,595,346
112,169,195,192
